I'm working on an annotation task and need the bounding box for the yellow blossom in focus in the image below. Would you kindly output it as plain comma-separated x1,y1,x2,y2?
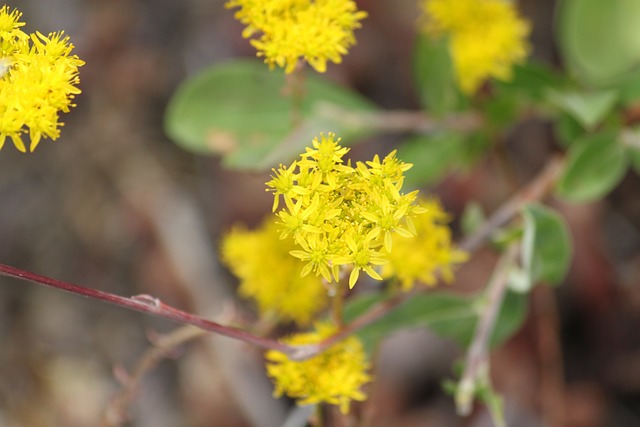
0,6,84,152
265,322,371,413
421,0,530,94
381,198,467,291
267,132,424,288
221,217,328,325
225,0,367,73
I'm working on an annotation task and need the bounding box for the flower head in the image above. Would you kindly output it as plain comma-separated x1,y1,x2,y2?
221,216,328,325
380,198,467,291
267,133,422,288
421,0,530,94
265,322,371,413
0,6,84,152
226,0,367,73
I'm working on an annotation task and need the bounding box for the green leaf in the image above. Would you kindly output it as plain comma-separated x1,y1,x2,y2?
495,61,565,102
554,112,586,148
396,132,465,187
413,34,461,115
558,0,640,85
556,131,628,202
164,59,377,170
343,291,527,354
546,88,619,130
489,291,528,347
521,203,573,286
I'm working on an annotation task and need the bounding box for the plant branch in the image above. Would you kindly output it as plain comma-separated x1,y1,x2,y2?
0,263,291,353
0,259,405,361
455,244,519,417
364,110,483,134
459,155,566,253
330,282,345,329
315,104,484,134
101,325,207,427
307,290,417,359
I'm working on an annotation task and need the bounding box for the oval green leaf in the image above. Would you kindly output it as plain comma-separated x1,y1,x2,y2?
165,59,377,170
558,0,640,85
521,203,572,286
556,131,628,202
546,88,619,130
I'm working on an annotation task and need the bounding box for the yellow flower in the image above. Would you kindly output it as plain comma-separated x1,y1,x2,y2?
265,322,371,413
267,133,422,288
0,6,84,152
221,216,328,325
381,198,467,291
226,0,367,73
421,0,530,94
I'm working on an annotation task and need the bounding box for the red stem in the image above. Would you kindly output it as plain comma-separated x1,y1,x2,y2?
0,263,291,354
0,260,407,361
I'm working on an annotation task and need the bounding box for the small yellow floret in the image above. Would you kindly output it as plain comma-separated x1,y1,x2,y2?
265,322,372,413
221,217,328,325
0,6,84,152
226,0,367,73
381,198,467,291
421,0,530,94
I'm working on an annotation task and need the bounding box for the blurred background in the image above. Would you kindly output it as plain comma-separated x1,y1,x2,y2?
1,0,639,426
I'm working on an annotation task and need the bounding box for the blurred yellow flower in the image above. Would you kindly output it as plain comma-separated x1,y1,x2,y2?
265,322,371,413
267,133,424,288
0,6,84,152
381,198,467,291
221,217,328,325
226,0,367,73
421,0,530,94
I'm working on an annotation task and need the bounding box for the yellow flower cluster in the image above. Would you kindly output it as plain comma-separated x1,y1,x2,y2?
381,198,467,291
267,133,424,289
421,0,530,94
225,0,367,73
266,322,371,413
0,6,84,152
221,217,328,325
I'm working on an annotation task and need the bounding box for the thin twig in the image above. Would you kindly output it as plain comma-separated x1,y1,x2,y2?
331,282,345,329
283,59,307,126
310,290,417,358
315,104,484,134
101,326,207,427
459,155,566,253
0,263,291,353
0,259,409,361
455,244,519,417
